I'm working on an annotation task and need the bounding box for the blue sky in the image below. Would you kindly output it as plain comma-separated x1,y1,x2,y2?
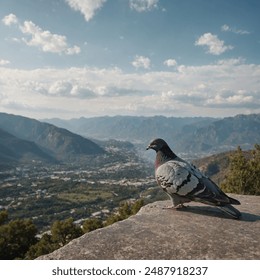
0,0,259,119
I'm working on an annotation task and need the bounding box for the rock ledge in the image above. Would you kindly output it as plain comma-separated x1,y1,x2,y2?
38,194,260,260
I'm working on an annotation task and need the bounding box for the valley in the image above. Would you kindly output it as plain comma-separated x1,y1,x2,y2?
0,145,157,231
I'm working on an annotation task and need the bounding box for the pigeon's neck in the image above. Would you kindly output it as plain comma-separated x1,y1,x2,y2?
155,146,177,169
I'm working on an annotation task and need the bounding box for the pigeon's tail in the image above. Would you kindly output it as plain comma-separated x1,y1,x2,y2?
227,196,241,205
218,204,241,219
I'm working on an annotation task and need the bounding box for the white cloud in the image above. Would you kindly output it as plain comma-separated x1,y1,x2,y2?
132,55,151,69
0,60,260,119
37,80,96,98
221,24,250,35
130,0,159,12
18,19,81,55
206,90,257,108
65,0,106,21
195,33,233,55
2,13,18,26
221,24,230,32
217,57,246,66
66,45,81,55
2,14,80,55
164,59,177,67
48,80,73,95
0,59,10,66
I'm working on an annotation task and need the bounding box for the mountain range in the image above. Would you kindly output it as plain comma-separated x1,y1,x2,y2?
181,114,260,153
43,114,260,156
42,115,215,144
0,112,259,167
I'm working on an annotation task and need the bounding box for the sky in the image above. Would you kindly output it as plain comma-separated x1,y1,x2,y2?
0,0,260,119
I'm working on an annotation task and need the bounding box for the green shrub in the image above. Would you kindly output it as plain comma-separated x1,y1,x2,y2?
221,144,260,195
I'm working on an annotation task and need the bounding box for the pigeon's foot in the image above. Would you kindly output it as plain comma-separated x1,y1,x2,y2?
162,204,187,210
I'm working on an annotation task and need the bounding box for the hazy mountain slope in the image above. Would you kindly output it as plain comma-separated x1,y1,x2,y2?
43,115,216,145
180,114,260,153
43,114,260,155
0,128,55,163
0,113,104,161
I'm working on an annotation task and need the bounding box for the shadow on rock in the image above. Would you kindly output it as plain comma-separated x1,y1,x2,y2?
177,205,260,222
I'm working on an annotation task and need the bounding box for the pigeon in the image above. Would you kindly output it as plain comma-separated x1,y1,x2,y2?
146,138,241,219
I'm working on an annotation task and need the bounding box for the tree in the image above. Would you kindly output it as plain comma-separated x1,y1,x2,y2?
105,199,144,226
26,218,85,259
0,199,145,259
221,145,260,195
118,202,132,219
51,218,83,246
25,233,59,260
131,199,144,215
0,219,37,260
82,218,103,233
0,210,8,226
247,144,260,195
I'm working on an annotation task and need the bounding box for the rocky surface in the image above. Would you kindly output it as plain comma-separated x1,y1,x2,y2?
38,194,260,260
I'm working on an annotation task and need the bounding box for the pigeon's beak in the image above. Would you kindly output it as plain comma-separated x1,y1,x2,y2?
146,144,154,150
146,145,151,150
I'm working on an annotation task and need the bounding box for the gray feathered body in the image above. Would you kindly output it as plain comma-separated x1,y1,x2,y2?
148,139,241,219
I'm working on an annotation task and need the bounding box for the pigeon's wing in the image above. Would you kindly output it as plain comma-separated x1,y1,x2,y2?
189,176,232,205
156,160,233,206
156,160,202,196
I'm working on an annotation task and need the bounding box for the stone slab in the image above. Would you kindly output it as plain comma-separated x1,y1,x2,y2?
38,194,260,260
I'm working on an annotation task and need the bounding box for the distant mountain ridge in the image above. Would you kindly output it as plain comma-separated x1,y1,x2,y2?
43,114,260,155
43,115,215,143
180,114,260,153
0,112,104,163
43,115,216,147
0,112,259,165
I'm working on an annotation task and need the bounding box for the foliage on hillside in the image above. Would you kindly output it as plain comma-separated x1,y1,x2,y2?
104,199,144,226
0,199,144,260
221,144,260,195
193,145,259,196
0,210,38,259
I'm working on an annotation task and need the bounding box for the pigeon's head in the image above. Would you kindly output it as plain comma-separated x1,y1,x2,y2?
146,138,169,152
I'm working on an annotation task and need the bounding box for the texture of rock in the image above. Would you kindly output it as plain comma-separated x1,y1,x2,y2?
38,194,260,260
